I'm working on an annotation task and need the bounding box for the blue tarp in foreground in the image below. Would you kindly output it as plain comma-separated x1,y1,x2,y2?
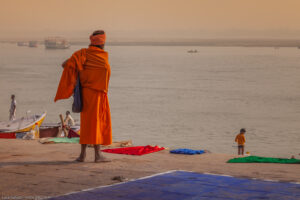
47,170,300,200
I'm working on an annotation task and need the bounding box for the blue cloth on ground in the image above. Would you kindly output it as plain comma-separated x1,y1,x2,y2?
47,170,300,200
170,148,205,155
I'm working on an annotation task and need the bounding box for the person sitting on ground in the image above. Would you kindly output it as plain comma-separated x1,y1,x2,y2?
235,128,246,155
64,111,75,128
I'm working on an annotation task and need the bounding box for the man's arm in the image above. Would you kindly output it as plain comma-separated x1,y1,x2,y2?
62,59,68,68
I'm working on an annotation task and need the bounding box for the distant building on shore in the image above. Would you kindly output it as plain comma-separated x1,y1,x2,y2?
44,37,70,49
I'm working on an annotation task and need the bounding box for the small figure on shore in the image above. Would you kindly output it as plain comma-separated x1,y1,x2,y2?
9,94,17,121
235,128,246,155
64,111,75,128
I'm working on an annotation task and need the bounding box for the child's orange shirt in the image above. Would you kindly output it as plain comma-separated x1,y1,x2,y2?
235,133,245,145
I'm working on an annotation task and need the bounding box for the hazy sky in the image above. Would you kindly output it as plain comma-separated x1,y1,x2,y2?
1,0,300,39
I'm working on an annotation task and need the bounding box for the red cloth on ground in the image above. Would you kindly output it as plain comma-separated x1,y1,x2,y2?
0,132,16,139
68,129,80,138
101,145,165,156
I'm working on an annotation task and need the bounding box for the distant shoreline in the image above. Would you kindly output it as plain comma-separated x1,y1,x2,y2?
1,39,300,47
106,40,300,47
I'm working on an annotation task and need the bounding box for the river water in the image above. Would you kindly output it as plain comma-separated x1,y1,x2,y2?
0,43,300,157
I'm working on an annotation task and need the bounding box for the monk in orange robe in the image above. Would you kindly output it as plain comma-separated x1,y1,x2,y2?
54,30,112,162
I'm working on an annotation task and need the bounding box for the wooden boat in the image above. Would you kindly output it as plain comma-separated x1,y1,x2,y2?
0,112,46,133
39,123,80,138
39,123,60,138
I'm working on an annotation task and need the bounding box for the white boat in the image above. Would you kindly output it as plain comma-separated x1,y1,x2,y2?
29,41,38,47
17,42,28,46
0,112,46,133
44,37,70,49
187,50,198,53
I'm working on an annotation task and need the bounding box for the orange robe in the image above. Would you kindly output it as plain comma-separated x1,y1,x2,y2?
54,46,112,145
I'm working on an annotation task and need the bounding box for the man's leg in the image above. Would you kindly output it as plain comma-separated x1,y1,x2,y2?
12,110,16,120
76,144,87,162
94,145,110,163
241,145,244,155
9,111,13,121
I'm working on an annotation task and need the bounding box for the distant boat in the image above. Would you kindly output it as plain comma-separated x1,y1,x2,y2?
187,50,198,53
0,112,46,133
29,41,38,47
44,37,70,49
17,42,28,46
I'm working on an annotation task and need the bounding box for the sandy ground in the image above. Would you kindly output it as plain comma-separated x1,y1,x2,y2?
0,139,299,199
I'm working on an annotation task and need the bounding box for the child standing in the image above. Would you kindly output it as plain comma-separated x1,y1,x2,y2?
235,128,246,155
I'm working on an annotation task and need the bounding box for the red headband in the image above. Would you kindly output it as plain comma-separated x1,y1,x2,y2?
90,34,106,45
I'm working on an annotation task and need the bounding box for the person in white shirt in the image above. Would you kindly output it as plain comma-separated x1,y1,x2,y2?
64,111,75,127
9,95,16,121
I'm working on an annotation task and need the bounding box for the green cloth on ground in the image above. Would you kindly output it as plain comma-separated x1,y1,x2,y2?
48,137,80,143
227,156,300,164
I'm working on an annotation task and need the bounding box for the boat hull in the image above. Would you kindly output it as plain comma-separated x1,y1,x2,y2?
0,112,46,133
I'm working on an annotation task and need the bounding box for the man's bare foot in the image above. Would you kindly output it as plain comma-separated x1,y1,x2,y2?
95,154,111,163
76,144,87,162
95,158,111,163
75,154,85,162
